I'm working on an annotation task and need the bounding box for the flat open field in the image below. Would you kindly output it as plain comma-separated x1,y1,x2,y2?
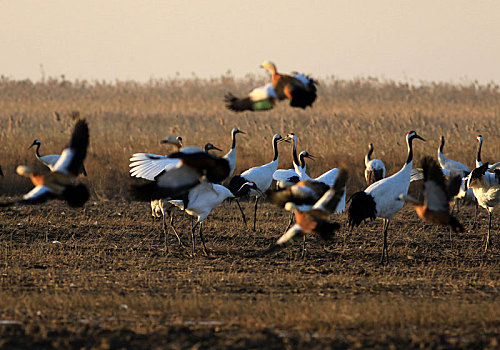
0,200,498,349
0,77,499,348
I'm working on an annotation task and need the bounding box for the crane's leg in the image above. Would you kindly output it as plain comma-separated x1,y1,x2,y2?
253,197,260,232
198,222,210,256
450,199,458,215
380,219,390,265
81,163,88,177
469,200,478,231
301,235,307,259
169,212,186,247
162,212,168,253
191,221,200,256
235,199,247,226
485,212,492,253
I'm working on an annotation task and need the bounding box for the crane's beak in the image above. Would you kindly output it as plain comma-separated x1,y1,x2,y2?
238,130,246,135
277,137,291,144
27,142,36,150
211,146,222,152
415,135,425,141
306,154,316,160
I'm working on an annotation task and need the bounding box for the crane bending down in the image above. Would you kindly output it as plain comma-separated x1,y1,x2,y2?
168,181,263,255
149,142,222,250
348,131,425,265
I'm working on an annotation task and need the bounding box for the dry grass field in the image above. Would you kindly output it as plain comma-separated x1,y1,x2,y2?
0,76,499,348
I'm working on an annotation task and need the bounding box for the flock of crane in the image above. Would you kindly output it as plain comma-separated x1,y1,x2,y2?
1,61,499,265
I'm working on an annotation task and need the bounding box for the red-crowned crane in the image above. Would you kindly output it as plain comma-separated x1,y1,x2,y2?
348,131,425,265
273,133,315,189
168,180,263,255
398,156,464,232
129,142,230,201
148,142,222,250
1,119,89,207
274,133,346,214
365,143,386,186
438,136,470,177
227,134,288,230
222,128,246,181
467,163,500,252
274,151,315,190
476,135,500,169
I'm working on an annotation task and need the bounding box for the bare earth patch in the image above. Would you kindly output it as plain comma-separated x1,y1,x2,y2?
0,199,498,349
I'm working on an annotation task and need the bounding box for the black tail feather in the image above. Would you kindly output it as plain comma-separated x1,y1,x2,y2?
129,182,175,201
227,175,250,196
347,191,377,228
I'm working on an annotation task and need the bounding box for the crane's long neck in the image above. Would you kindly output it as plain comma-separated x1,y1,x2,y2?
34,143,42,158
291,137,299,168
272,138,279,162
231,131,237,150
232,183,254,198
476,138,483,166
406,136,415,165
365,145,373,166
299,153,307,169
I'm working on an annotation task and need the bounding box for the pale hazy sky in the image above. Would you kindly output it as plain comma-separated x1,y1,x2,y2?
1,1,500,83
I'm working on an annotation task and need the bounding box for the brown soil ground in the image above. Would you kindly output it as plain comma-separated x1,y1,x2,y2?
0,198,498,349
